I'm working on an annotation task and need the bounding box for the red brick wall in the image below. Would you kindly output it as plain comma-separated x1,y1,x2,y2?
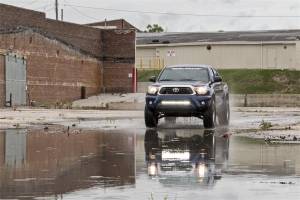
103,62,133,92
42,19,103,58
0,4,102,58
0,4,137,101
102,29,136,59
0,31,103,104
0,3,45,28
102,29,135,92
0,55,4,106
88,19,139,31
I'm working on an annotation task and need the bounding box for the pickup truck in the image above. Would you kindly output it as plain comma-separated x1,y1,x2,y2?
144,64,230,128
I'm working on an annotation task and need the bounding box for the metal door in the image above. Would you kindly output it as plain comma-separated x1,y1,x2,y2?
5,55,27,106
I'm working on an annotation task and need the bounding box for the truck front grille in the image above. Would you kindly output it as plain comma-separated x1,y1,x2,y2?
159,87,194,95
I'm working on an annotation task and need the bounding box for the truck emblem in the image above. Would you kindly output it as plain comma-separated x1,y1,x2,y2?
173,88,180,93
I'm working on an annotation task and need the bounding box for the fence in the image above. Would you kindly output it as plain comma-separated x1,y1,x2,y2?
136,57,165,70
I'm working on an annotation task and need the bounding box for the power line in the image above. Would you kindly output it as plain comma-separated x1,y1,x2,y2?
44,6,54,13
63,3,300,18
33,4,52,11
67,4,100,20
20,0,40,7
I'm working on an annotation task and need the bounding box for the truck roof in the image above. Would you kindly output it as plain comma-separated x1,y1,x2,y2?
165,64,212,69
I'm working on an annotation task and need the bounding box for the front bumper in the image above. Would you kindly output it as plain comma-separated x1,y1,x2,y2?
146,94,212,116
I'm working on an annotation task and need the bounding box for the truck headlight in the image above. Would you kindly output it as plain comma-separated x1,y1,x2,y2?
194,86,208,95
147,86,159,95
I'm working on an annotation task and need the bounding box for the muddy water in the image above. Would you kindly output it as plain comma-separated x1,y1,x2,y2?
0,127,300,200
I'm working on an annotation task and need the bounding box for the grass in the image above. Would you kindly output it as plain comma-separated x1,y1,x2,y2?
259,120,273,130
138,69,161,83
137,69,300,94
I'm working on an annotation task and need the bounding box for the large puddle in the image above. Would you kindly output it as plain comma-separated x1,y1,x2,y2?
1,127,300,199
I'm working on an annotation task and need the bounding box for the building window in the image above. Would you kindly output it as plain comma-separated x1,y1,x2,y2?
29,37,33,44
56,50,60,56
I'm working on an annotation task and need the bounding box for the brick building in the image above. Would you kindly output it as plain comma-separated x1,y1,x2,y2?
0,4,136,106
86,19,141,32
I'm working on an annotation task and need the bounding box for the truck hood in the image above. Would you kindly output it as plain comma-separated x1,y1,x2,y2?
153,81,208,87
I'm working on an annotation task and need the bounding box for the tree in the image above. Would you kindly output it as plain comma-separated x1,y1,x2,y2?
145,24,164,33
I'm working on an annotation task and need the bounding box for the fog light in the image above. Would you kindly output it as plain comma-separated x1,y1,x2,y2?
148,163,158,176
149,101,153,105
161,101,191,105
201,101,205,105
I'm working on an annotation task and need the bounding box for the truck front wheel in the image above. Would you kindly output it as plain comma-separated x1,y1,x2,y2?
218,96,230,126
203,99,216,128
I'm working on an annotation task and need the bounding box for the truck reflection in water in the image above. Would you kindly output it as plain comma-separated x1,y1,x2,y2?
145,128,229,186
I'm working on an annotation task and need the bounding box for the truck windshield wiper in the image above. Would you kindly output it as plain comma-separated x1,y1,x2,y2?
159,79,174,81
179,79,197,81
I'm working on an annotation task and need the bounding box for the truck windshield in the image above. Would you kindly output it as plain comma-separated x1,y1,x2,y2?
158,67,209,82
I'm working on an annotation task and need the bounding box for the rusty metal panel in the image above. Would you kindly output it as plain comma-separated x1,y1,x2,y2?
5,54,27,106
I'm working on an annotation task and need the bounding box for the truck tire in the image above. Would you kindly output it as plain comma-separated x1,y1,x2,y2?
145,106,158,128
218,96,230,126
203,98,216,128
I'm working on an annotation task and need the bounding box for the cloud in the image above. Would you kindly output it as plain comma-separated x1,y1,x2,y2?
289,4,300,11
2,0,300,31
222,0,239,4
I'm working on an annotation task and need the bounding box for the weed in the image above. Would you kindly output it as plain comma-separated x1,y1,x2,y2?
259,120,272,130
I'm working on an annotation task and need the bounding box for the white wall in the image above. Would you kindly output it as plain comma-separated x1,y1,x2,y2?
136,42,298,70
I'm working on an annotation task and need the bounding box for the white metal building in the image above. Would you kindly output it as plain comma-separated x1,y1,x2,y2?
136,30,300,70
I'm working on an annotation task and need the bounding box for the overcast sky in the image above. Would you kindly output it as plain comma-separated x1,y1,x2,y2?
2,0,300,32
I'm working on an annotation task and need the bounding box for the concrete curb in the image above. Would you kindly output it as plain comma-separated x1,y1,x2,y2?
72,92,300,111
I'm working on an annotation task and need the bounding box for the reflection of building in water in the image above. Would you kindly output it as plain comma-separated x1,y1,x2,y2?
144,128,229,186
0,129,135,199
0,131,4,166
228,136,297,175
4,130,27,167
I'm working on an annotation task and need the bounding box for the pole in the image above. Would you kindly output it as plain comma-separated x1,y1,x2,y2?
261,41,263,69
61,9,64,21
55,0,58,20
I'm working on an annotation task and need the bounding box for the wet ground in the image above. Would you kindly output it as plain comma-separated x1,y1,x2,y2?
0,107,300,199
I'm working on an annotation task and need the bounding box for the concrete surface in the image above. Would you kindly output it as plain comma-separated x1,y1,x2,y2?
72,93,145,110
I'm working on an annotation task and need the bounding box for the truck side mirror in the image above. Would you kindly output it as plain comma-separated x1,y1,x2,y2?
214,76,222,83
149,76,156,82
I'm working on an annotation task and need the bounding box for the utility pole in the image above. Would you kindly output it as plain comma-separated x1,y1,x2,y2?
61,9,64,21
55,0,58,20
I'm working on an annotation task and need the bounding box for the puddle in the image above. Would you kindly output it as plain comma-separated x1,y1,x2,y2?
1,127,300,199
0,128,135,199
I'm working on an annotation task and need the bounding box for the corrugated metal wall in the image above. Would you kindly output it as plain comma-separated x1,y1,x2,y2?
5,54,27,106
